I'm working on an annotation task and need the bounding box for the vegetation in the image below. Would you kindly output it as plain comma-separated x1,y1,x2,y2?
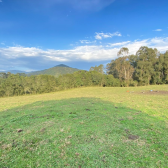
107,46,168,86
0,71,120,98
89,64,104,74
0,86,168,167
27,64,79,77
1,46,168,98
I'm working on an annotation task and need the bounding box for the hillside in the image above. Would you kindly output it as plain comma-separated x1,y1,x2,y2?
27,64,80,77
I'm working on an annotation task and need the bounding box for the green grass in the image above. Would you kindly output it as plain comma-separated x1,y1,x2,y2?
1,97,168,167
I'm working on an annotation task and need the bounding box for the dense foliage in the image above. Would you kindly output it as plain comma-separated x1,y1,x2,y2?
0,71,120,97
106,46,168,86
89,64,104,74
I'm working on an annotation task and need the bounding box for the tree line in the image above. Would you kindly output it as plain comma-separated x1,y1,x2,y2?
0,46,168,98
106,46,168,86
0,71,120,97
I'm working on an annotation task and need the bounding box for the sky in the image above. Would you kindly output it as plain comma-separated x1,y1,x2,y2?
0,0,168,72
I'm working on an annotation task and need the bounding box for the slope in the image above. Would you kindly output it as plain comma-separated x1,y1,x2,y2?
27,64,80,77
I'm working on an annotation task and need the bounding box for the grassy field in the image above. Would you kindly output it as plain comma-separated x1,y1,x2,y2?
0,85,168,167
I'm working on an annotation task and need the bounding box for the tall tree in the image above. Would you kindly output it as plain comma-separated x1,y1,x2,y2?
107,47,134,84
107,57,134,81
135,46,157,85
117,47,129,57
163,51,168,83
89,64,104,74
154,53,164,84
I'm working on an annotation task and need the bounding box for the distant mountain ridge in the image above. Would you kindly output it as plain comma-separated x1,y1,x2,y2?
27,64,80,77
55,64,70,67
0,64,80,77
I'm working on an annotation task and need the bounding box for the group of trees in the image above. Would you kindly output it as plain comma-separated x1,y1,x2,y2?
1,46,168,98
0,74,57,97
0,71,120,97
106,46,168,86
89,64,104,74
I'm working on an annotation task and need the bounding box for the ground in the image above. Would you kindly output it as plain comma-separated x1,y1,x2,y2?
0,85,168,167
137,90,168,95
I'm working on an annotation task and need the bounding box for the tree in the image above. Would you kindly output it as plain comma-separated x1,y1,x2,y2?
153,53,164,84
135,46,157,85
117,47,134,81
107,47,134,85
89,64,104,74
117,47,129,57
0,73,8,79
163,51,168,83
107,57,134,81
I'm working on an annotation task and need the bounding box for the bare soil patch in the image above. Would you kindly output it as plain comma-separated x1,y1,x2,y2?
138,90,168,95
128,134,139,140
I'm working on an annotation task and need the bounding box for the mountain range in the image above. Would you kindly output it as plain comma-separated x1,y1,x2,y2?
0,64,80,77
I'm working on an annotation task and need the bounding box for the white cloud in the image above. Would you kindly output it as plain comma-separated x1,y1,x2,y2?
1,43,5,45
0,37,168,70
95,32,122,40
154,29,162,32
80,40,96,44
106,41,131,47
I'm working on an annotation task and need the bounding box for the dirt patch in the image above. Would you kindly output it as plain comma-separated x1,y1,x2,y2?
119,118,125,121
128,134,139,140
17,129,23,133
138,90,168,95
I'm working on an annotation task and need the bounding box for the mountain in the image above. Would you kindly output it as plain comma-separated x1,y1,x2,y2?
55,64,70,67
0,70,28,74
27,64,80,77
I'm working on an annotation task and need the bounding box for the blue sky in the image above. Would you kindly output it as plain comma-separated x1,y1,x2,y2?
0,0,168,72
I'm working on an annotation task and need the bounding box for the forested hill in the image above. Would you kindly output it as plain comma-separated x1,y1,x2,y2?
27,64,80,77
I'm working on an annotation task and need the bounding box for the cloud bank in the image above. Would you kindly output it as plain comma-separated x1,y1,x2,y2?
0,37,168,71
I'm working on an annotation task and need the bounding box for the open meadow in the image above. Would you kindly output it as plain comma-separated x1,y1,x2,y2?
0,85,168,167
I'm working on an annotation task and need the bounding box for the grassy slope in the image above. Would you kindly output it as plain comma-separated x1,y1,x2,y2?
27,67,79,77
1,85,168,118
0,85,168,167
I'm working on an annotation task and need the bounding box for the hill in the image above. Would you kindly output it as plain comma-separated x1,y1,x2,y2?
27,64,80,77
